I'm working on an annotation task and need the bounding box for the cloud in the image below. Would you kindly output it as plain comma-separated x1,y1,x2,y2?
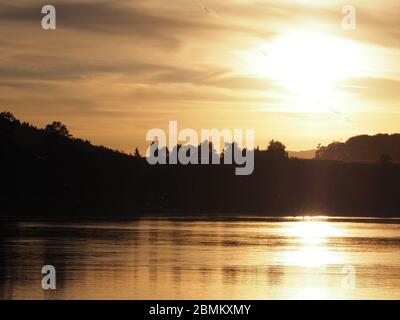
219,0,400,48
0,0,399,152
343,77,400,101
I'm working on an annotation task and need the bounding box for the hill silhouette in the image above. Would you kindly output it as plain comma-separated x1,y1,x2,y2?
288,149,316,159
316,134,400,162
1,112,400,217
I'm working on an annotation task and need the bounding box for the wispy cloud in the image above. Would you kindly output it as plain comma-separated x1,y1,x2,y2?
0,0,399,152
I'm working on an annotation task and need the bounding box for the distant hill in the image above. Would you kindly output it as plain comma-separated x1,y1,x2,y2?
289,149,316,159
316,134,400,162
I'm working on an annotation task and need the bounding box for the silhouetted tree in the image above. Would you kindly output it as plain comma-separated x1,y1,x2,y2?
315,145,326,160
266,140,288,159
45,121,72,138
0,111,17,123
133,147,141,158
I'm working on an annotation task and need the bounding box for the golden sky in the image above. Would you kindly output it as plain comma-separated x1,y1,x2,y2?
0,0,399,152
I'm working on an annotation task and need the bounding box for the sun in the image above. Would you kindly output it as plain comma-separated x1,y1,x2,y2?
244,31,366,112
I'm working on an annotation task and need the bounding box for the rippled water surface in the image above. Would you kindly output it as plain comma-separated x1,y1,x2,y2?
1,216,400,299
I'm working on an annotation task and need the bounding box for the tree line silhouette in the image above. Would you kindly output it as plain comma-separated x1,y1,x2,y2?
316,134,400,162
1,111,400,217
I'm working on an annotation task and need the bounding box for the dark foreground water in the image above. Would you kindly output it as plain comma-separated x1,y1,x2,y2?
1,216,400,299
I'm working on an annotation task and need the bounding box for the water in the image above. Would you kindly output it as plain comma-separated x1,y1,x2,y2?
1,216,400,300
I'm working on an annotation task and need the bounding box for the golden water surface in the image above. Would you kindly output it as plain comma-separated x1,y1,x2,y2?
1,216,400,299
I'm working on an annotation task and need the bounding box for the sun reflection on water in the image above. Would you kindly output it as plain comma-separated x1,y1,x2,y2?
281,220,343,267
285,220,342,244
274,220,346,299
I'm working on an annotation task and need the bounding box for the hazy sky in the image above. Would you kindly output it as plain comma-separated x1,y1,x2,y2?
1,0,399,152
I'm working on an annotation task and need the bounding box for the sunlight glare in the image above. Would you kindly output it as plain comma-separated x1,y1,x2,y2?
281,221,343,267
286,221,341,243
246,31,367,112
